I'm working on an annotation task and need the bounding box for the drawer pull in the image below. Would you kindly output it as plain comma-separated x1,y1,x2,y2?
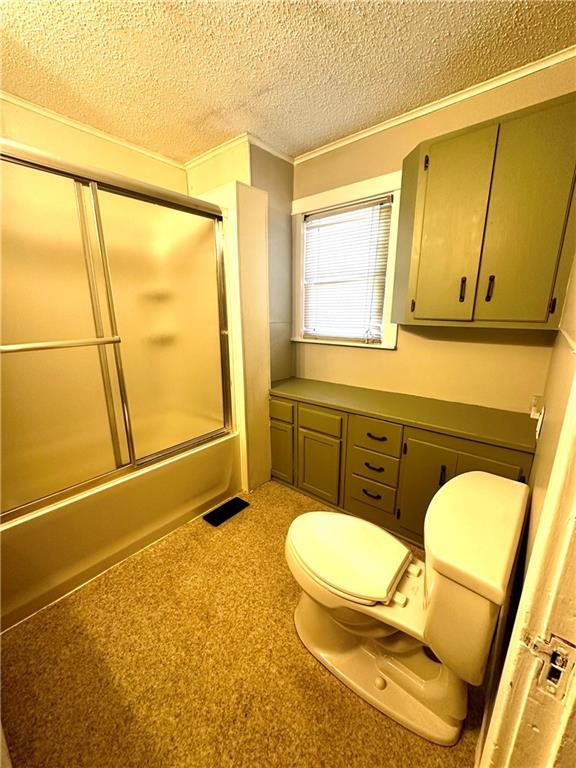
362,488,382,501
459,276,467,303
367,432,388,442
364,461,384,473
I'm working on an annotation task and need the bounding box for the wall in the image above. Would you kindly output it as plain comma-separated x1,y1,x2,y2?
528,260,576,558
250,145,294,382
292,59,576,412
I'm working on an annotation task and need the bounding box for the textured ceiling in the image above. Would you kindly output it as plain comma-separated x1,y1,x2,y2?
2,1,575,162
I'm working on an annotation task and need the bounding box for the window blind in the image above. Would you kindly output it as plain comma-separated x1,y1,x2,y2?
302,196,393,343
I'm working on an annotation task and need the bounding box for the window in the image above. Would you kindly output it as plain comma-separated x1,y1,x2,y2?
293,177,400,349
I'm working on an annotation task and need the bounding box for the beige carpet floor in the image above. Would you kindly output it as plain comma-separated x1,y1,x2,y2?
1,481,482,768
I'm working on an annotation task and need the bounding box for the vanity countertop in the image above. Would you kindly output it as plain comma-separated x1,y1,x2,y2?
270,378,536,454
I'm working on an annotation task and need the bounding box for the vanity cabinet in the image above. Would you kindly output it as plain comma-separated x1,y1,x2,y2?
297,404,344,505
270,379,536,546
395,428,532,541
270,398,294,484
344,415,402,526
393,94,576,329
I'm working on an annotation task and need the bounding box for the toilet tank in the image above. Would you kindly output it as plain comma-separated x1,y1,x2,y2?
423,472,529,686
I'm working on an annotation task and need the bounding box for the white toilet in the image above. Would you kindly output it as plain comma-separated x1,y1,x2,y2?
285,471,529,745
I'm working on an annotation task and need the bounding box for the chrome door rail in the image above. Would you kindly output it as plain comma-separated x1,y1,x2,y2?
74,180,124,469
0,336,121,353
88,182,137,466
0,140,223,221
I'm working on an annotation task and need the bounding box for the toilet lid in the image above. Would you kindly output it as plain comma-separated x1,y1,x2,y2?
287,512,412,604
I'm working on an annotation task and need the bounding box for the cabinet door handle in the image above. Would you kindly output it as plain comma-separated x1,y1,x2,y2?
364,461,384,473
459,276,467,303
439,464,447,487
485,274,496,302
367,432,387,442
362,488,382,500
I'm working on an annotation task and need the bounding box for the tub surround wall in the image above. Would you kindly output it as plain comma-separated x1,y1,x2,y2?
291,59,576,413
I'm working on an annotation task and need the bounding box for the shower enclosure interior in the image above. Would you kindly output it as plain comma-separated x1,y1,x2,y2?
1,152,231,519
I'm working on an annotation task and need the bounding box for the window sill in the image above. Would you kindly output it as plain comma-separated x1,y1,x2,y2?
291,336,397,351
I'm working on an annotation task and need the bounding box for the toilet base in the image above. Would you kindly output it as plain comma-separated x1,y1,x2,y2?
294,593,466,746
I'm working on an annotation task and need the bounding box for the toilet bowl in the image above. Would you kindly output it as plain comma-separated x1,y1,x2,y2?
285,471,529,745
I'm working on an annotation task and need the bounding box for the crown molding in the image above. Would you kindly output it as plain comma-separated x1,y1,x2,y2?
246,133,293,164
294,45,576,165
184,134,251,170
0,90,185,169
184,132,293,169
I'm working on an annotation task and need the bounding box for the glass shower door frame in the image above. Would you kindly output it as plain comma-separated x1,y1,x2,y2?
1,148,232,521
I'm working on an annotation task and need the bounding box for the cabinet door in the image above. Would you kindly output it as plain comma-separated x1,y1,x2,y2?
396,433,458,540
297,428,341,505
475,99,576,322
270,421,294,484
456,452,522,481
414,124,498,320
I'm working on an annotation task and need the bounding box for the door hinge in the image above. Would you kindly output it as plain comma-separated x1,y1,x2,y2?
524,633,576,699
549,296,557,315
424,154,429,171
410,299,416,312
403,442,407,455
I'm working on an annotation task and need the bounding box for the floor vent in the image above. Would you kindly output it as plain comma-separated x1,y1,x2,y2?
203,497,249,527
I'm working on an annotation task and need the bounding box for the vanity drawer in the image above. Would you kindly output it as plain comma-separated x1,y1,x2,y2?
348,414,402,457
347,474,396,514
348,446,399,487
270,398,294,424
299,404,343,438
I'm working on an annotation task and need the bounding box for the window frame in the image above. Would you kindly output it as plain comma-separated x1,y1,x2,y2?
292,171,401,350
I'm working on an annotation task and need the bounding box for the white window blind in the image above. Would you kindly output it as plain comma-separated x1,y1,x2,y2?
302,196,393,343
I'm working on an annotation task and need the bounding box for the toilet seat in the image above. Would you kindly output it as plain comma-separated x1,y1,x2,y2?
287,512,412,606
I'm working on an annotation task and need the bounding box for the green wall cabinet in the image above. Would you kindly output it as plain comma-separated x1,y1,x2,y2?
414,124,498,321
270,379,535,546
393,94,576,329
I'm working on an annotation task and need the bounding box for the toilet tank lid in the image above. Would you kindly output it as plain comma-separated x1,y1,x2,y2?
424,472,529,605
287,512,412,604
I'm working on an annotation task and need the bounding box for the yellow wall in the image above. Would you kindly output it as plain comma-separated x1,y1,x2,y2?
1,93,187,191
292,60,576,412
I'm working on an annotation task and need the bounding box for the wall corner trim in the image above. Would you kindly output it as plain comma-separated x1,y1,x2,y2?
293,45,576,165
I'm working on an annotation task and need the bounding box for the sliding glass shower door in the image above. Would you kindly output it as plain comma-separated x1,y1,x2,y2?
1,154,229,517
96,190,227,460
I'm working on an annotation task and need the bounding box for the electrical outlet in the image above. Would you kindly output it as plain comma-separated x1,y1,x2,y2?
530,395,544,420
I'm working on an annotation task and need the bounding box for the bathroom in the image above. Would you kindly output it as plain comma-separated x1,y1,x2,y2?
1,2,575,767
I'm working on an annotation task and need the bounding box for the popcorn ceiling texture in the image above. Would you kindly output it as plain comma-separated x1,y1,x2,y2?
1,0,575,162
